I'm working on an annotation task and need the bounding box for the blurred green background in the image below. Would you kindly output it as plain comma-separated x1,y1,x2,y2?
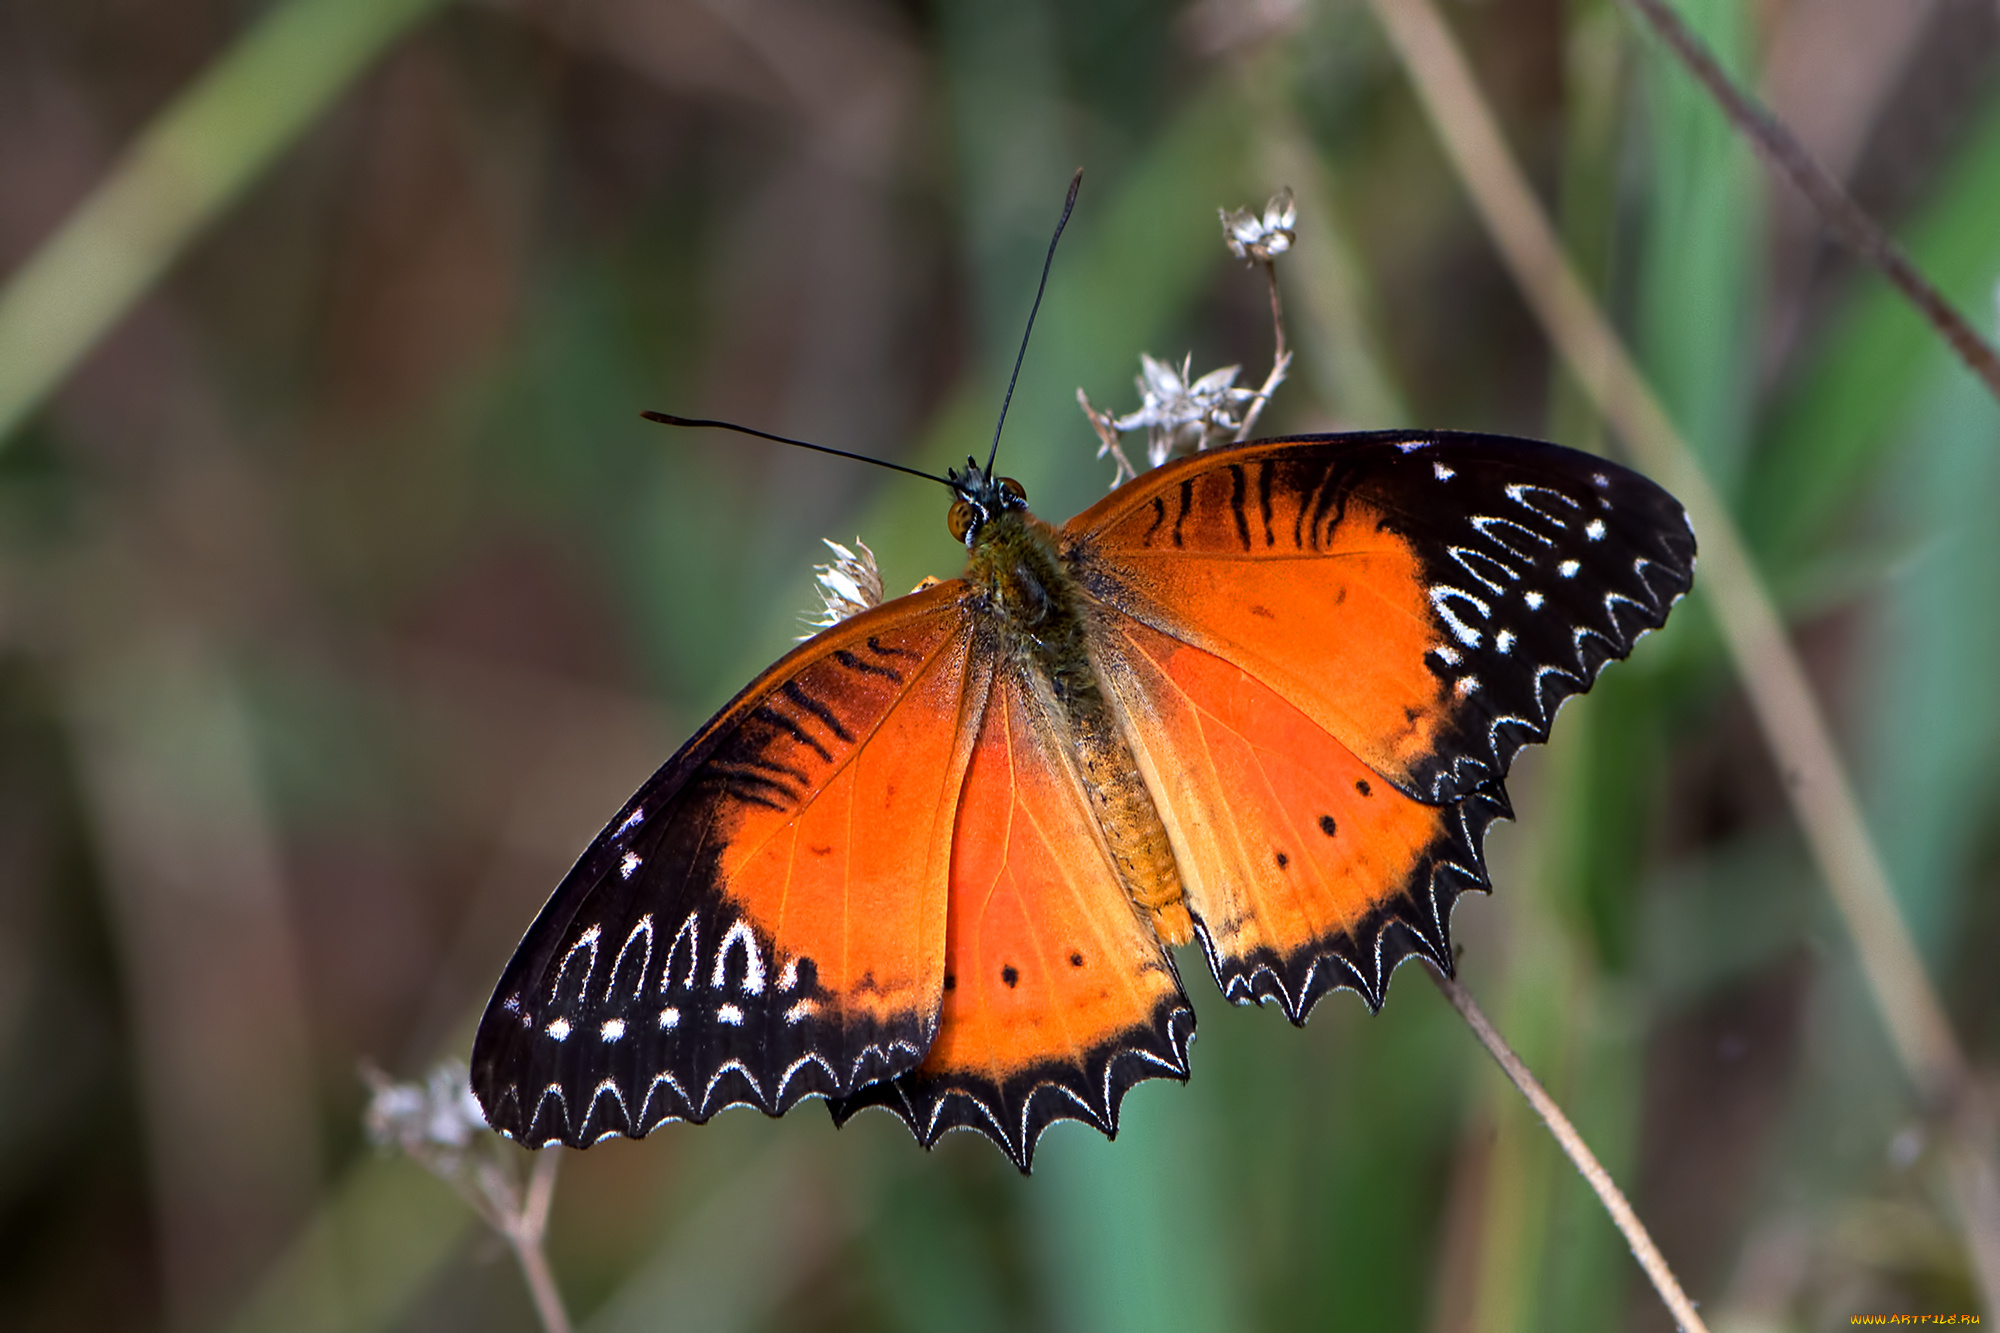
2,0,1996,1328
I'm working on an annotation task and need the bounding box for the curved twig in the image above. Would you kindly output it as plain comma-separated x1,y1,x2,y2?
1429,966,1710,1333
1617,0,2000,408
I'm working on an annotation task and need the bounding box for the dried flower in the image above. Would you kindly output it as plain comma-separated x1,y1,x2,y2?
1113,353,1256,467
1078,387,1142,487
1221,187,1297,264
1077,189,1298,486
801,538,884,637
362,1060,571,1327
364,1059,488,1179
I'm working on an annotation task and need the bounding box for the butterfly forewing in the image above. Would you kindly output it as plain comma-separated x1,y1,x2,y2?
830,652,1195,1170
1067,432,1695,807
472,583,986,1146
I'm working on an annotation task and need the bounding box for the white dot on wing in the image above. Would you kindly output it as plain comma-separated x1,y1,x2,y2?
658,1007,679,1029
1559,559,1580,578
600,1018,626,1041
546,1017,571,1041
718,1004,745,1026
1524,591,1545,609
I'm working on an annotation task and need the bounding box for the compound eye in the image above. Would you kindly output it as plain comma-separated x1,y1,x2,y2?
948,499,978,544
998,476,1027,502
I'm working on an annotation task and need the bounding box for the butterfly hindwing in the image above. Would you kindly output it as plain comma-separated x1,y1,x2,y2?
1066,432,1695,806
471,583,985,1146
1094,612,1509,1018
830,647,1195,1170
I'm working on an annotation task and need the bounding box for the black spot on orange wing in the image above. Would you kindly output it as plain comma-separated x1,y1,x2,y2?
1318,814,1337,837
1001,965,1019,988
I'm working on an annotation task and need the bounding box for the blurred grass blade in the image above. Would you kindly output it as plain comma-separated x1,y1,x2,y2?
69,633,324,1329
222,1156,476,1333
1750,93,2000,569
1633,0,1759,495
0,0,449,448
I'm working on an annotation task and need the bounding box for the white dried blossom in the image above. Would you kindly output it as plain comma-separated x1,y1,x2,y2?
364,1059,488,1177
801,538,884,637
1221,188,1296,264
362,1057,564,1293
1114,353,1256,467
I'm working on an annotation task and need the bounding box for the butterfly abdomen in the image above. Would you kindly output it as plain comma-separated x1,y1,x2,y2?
966,510,1192,946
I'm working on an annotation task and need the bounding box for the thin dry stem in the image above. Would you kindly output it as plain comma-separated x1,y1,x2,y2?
472,1150,572,1333
1235,260,1292,441
1364,0,2000,1309
1617,0,2000,407
510,1153,571,1333
1428,965,1710,1333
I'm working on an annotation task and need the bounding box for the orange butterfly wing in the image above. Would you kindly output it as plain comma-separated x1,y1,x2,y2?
1091,612,1508,1017
831,650,1194,1169
471,582,985,1146
1066,431,1694,805
1067,431,1692,1015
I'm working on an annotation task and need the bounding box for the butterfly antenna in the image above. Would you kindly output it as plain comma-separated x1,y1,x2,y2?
985,168,1083,476
640,413,955,488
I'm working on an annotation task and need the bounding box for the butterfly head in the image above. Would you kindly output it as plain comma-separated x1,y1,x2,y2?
945,458,1029,549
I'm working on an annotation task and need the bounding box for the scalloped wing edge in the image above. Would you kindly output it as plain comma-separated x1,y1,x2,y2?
1196,782,1512,1022
824,988,1197,1173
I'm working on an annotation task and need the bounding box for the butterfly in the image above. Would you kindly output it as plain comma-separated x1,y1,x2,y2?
470,430,1694,1169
